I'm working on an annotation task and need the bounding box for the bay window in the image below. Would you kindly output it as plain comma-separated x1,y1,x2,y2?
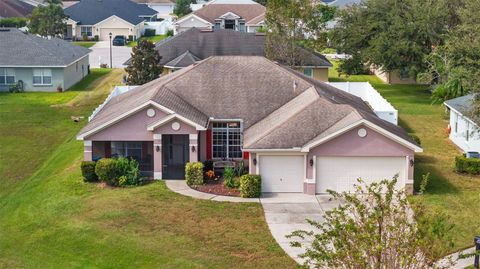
0,68,15,85
212,122,242,159
33,69,52,85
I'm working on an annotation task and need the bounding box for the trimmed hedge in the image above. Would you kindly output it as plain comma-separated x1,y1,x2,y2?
81,161,98,182
455,156,480,175
185,162,204,186
239,174,261,198
0,17,28,28
95,158,120,185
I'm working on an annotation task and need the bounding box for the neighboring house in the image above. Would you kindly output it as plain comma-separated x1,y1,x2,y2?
0,28,90,92
132,0,175,19
0,0,35,18
126,28,332,81
174,0,265,34
370,66,418,85
444,94,480,153
64,0,158,41
62,1,79,9
77,56,421,195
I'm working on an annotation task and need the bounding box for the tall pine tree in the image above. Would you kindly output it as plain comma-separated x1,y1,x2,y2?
125,40,162,85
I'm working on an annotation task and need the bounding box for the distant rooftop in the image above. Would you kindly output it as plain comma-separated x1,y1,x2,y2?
0,28,90,67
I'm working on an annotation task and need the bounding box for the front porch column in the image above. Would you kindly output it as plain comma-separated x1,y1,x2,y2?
189,134,198,162
249,153,257,175
84,140,92,161
405,155,414,195
153,134,162,179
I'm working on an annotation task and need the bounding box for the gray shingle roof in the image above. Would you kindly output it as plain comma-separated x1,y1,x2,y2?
0,28,90,67
164,50,201,68
125,28,332,67
444,94,474,115
64,0,157,25
79,56,416,149
0,0,35,18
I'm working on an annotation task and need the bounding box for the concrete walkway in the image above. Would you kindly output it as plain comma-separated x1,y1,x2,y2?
260,193,342,265
437,246,477,269
164,180,260,203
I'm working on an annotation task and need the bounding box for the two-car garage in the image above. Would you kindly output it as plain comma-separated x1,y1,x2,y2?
258,155,407,194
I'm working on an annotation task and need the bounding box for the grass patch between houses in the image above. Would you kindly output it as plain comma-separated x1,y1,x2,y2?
127,35,167,47
72,41,96,48
0,68,297,268
329,60,480,257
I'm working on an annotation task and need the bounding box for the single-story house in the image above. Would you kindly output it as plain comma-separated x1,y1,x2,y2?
371,66,418,85
78,56,422,194
64,0,158,41
0,28,90,92
125,28,332,81
0,0,35,18
174,0,265,34
132,0,175,19
444,94,480,153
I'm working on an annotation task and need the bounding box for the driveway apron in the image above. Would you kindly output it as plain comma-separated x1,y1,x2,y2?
260,193,341,265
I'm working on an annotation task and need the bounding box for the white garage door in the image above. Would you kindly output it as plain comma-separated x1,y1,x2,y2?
259,155,304,192
316,157,406,193
99,28,129,41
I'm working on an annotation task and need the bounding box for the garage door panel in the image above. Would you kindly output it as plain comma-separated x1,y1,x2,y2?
259,155,304,193
99,28,129,41
316,157,406,193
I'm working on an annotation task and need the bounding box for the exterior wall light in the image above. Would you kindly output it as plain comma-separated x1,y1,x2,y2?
310,158,314,166
156,145,160,152
253,158,257,165
192,146,196,152
409,159,414,167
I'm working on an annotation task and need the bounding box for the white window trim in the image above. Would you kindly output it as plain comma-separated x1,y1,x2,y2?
33,69,52,86
0,68,15,85
80,26,93,37
211,121,243,159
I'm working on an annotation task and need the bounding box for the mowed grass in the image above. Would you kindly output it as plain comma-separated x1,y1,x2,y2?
329,61,480,256
127,35,167,47
0,69,297,268
72,41,96,48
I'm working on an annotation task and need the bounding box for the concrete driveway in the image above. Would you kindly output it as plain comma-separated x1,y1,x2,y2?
261,193,342,265
89,41,132,68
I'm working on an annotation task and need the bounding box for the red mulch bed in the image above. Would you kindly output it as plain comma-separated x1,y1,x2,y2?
193,178,241,197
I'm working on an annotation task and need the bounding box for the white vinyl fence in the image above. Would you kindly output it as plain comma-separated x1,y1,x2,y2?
89,86,138,121
142,18,174,35
328,82,398,125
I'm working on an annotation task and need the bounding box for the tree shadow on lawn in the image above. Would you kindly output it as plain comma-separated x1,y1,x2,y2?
414,156,459,195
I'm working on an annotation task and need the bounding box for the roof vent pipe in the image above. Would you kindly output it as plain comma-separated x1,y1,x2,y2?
293,80,297,92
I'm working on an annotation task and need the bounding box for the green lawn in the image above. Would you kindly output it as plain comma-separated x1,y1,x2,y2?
72,41,96,48
329,61,480,257
127,35,167,47
0,69,297,268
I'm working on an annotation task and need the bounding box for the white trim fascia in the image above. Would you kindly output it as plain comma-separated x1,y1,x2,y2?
218,11,241,19
147,114,206,131
0,55,90,69
175,14,213,26
94,15,136,28
246,148,304,154
163,65,184,69
444,103,479,128
77,100,175,140
301,119,423,153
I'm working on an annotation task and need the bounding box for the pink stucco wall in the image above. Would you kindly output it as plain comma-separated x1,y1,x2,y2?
86,107,168,141
153,119,197,135
306,125,414,179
